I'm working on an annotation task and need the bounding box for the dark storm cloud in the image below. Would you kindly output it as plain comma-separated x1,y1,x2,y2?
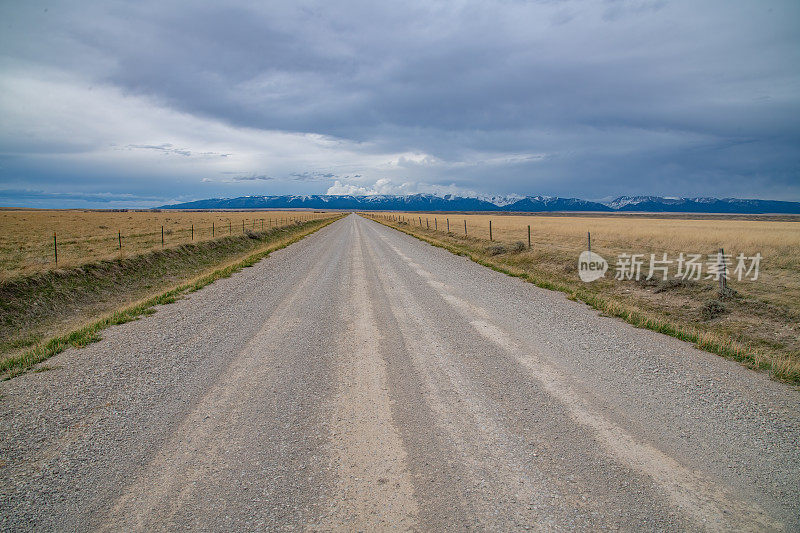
127,144,193,157
0,0,798,207
230,175,274,182
0,188,164,203
290,172,337,182
224,172,336,182
126,144,230,158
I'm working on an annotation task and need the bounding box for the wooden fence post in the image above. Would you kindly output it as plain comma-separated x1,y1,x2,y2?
162,226,164,247
447,218,450,232
464,219,467,236
191,225,194,241
528,225,531,249
489,220,493,241
53,232,58,265
719,248,727,296
426,218,429,229
212,222,215,237
118,230,122,249
588,231,591,253
434,218,437,230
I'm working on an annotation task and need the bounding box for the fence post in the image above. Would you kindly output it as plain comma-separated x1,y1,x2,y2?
53,232,58,265
719,247,727,296
435,218,437,230
118,230,122,249
229,220,232,234
191,225,194,241
212,222,215,237
489,220,492,241
162,226,164,247
243,220,245,233
464,219,467,236
419,216,422,226
426,218,429,229
588,231,591,253
528,225,531,249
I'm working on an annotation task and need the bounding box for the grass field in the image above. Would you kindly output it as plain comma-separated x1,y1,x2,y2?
0,211,342,377
366,212,800,384
0,209,329,280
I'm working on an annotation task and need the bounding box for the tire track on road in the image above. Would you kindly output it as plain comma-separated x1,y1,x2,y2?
316,217,418,531
96,220,352,531
368,218,785,532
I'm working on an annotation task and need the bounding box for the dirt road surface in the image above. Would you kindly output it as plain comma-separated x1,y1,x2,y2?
1,214,798,531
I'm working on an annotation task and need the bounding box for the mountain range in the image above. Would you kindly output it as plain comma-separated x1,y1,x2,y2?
158,194,800,214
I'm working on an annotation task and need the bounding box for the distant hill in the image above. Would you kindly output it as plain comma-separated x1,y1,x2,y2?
605,196,800,214
158,194,610,212
158,194,800,214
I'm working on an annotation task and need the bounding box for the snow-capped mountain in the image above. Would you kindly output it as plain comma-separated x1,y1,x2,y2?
158,194,800,213
604,196,800,213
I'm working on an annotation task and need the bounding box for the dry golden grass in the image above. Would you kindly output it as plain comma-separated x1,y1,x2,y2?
368,212,800,384
0,209,330,280
390,212,800,306
0,215,344,377
395,212,799,256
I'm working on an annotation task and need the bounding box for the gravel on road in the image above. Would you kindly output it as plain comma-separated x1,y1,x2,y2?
1,214,798,531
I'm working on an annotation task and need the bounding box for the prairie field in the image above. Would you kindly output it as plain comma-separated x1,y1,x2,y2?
0,213,342,375
0,209,328,280
367,212,800,383
388,212,800,304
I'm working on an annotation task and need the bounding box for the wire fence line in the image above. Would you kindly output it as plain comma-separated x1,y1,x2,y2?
370,212,536,247
2,213,328,277
50,215,320,263
366,212,752,297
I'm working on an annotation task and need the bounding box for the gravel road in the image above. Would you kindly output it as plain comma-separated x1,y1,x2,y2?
1,214,798,531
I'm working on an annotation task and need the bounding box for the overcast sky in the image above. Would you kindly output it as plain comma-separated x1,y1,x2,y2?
1,0,798,208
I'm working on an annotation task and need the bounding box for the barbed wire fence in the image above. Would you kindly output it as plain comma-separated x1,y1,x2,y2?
41,213,324,269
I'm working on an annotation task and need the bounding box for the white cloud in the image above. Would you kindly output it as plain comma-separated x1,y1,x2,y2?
325,177,520,200
326,180,373,195
0,67,441,192
0,66,561,202
326,177,421,195
2,0,798,205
